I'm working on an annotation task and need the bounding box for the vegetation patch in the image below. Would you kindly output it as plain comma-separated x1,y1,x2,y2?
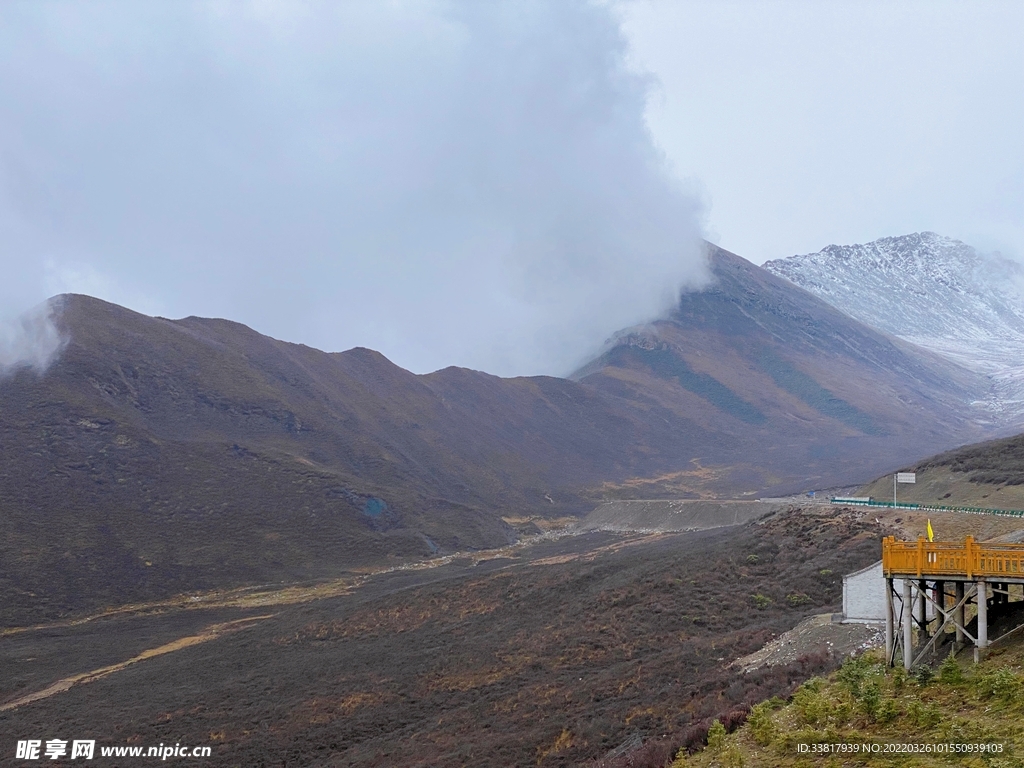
757,348,883,436
0,509,887,767
677,647,1024,766
921,433,1024,485
619,345,767,425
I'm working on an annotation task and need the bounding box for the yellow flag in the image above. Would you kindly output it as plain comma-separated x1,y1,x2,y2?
927,519,934,542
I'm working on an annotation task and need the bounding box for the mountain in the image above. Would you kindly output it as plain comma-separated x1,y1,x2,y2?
572,243,999,496
0,294,718,623
762,232,1024,414
0,243,1009,623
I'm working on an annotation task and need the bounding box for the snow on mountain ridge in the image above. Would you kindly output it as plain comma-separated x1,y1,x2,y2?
763,232,1024,417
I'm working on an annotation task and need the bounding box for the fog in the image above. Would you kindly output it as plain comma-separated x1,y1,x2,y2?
0,1,708,377
0,298,64,376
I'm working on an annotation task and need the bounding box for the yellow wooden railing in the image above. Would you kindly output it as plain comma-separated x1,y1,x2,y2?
882,536,1024,579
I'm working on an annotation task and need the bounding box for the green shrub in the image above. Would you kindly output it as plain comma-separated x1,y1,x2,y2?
747,701,777,746
977,668,1022,702
793,679,830,726
751,593,773,609
906,700,941,728
670,747,689,767
706,720,727,752
858,681,881,720
938,654,963,685
875,698,900,724
890,664,907,693
912,664,933,687
798,676,824,694
723,744,745,767
837,656,870,697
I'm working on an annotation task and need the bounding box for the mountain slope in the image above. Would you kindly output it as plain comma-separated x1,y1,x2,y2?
0,294,719,623
572,244,999,496
763,232,1024,413
0,243,1010,623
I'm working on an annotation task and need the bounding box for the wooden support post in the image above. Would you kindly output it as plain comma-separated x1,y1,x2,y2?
885,577,894,665
955,581,965,649
976,578,988,663
903,578,913,671
916,579,927,643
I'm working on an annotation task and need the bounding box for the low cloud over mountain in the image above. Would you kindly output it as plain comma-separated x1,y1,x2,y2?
0,0,706,377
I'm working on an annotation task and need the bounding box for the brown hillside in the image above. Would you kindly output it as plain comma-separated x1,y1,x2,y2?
0,243,1013,624
0,295,716,624
575,244,999,496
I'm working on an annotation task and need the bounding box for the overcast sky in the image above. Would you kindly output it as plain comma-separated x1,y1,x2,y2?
2,1,1022,376
622,1,1024,266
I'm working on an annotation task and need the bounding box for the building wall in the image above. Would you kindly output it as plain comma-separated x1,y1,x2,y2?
843,560,919,624
843,560,887,622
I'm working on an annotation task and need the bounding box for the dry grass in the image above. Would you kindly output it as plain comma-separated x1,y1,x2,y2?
0,508,890,767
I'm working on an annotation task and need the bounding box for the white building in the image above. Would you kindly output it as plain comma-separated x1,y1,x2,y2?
842,560,888,623
842,560,937,624
842,560,933,624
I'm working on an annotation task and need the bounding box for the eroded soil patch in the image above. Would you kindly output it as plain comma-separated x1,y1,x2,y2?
0,616,272,712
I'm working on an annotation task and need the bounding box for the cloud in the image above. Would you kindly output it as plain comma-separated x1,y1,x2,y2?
0,0,707,376
0,298,65,376
621,1,1024,266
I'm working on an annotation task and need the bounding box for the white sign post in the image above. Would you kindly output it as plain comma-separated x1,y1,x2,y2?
894,472,916,506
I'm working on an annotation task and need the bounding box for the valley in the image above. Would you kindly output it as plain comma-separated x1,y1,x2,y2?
0,507,886,767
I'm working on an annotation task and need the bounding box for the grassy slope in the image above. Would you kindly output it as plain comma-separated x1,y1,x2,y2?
859,433,1024,510
677,642,1024,768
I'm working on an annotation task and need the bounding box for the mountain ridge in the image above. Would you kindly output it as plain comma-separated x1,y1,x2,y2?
762,232,1024,414
0,241,1013,623
575,244,1000,491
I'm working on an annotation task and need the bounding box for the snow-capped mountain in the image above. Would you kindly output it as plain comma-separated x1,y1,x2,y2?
763,232,1024,416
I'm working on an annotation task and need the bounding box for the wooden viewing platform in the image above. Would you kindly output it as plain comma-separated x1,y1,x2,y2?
882,535,1024,581
880,536,1024,670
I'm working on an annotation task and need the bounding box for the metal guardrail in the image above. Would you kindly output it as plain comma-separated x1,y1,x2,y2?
830,497,1024,518
882,535,1024,579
